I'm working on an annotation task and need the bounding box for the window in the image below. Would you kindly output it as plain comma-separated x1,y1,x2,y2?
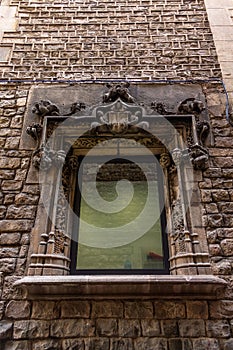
70,156,169,274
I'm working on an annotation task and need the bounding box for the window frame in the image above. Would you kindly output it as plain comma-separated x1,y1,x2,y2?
70,155,170,275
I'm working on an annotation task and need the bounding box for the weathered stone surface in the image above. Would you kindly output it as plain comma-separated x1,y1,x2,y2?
209,244,222,256
168,339,182,350
0,157,20,169
1,180,23,191
161,320,178,337
110,338,133,350
5,300,31,319
84,338,109,350
4,340,31,350
179,319,205,337
125,301,153,319
192,338,220,350
0,220,33,232
200,189,212,202
51,319,95,338
61,300,90,318
0,169,14,179
212,260,232,275
118,319,141,338
15,193,39,205
212,190,230,201
14,320,50,339
5,137,20,149
0,247,19,258
223,339,233,350
141,319,160,337
208,214,223,227
209,300,233,318
62,339,85,350
134,337,167,350
220,239,233,256
91,301,123,318
6,205,36,219
0,258,16,273
154,301,186,319
186,301,208,319
96,318,118,337
0,232,21,245
0,320,13,339
32,340,61,350
32,301,60,319
206,320,230,338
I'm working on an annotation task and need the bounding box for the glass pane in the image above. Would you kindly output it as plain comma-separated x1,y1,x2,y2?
75,158,165,271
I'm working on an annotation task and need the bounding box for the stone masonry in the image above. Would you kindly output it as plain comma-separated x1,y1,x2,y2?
0,0,233,350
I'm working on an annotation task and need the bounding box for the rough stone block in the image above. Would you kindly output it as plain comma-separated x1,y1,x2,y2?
6,205,36,219
206,320,230,338
161,320,178,337
186,301,208,319
14,320,50,339
33,340,61,350
5,300,31,319
51,319,95,338
118,319,141,338
62,339,85,350
192,338,219,350
0,247,19,258
0,258,16,273
124,301,153,319
209,300,233,318
92,301,123,318
0,220,33,232
154,301,186,319
0,320,13,339
168,338,182,350
61,300,90,318
134,337,167,350
0,158,20,169
141,319,160,337
220,239,233,256
4,340,31,350
1,180,23,191
32,301,60,319
96,318,118,337
84,337,109,350
223,339,233,350
0,233,21,245
179,319,205,337
110,338,133,350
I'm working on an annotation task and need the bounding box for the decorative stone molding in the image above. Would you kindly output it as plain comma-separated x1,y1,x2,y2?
26,86,212,276
15,275,227,300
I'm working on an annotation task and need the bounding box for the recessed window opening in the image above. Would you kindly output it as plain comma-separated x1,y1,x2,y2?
70,155,169,275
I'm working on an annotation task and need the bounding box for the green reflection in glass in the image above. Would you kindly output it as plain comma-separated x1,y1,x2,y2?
76,179,164,270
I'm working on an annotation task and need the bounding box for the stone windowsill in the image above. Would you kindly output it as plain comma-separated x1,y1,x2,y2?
14,275,227,300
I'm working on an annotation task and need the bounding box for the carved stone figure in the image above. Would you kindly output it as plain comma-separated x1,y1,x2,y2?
26,123,42,141
178,98,205,114
189,144,209,170
32,100,60,118
196,120,210,146
159,153,171,168
103,82,135,103
65,102,86,116
151,102,173,115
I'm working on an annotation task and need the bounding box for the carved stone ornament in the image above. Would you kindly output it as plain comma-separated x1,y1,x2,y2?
159,152,171,168
177,97,205,115
196,120,210,146
189,143,209,170
151,102,173,115
26,123,42,141
103,82,135,103
26,86,213,276
92,98,149,135
32,99,60,119
32,146,66,170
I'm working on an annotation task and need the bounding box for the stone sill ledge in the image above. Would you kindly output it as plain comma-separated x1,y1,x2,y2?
15,275,227,300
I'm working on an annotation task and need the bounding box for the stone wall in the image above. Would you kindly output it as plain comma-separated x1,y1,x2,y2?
0,0,233,349
0,0,221,80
